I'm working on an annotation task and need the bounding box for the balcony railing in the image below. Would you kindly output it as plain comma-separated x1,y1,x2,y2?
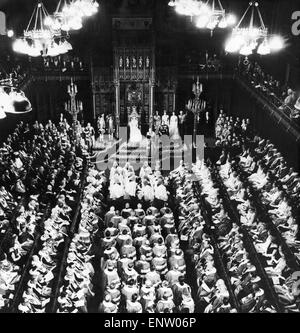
177,63,300,141
235,74,300,142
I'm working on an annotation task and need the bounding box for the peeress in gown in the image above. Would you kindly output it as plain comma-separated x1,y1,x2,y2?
125,174,137,197
169,113,181,141
129,117,143,145
110,175,124,200
142,180,155,202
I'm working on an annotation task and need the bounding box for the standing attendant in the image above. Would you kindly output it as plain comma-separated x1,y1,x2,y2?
162,110,170,127
108,115,115,140
178,110,186,140
84,123,95,150
97,114,106,141
154,111,161,134
169,112,181,141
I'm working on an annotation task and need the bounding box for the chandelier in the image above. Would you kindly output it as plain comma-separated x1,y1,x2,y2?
13,2,72,57
225,2,284,56
168,0,203,17
45,0,99,33
169,0,236,32
45,0,83,32
71,0,99,17
194,0,237,31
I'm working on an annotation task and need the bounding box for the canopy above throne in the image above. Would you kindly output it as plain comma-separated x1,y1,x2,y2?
129,106,140,121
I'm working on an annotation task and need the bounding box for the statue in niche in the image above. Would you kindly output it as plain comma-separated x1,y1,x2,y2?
138,56,143,68
132,56,137,68
119,56,123,68
126,56,130,68
146,56,150,68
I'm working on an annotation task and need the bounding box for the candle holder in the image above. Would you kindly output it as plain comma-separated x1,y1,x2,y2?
65,78,83,144
188,77,207,148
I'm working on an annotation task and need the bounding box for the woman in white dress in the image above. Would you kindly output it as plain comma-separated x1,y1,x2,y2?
122,162,131,179
129,116,143,146
108,115,114,140
139,162,152,179
169,112,181,140
162,111,169,127
153,111,161,134
125,173,137,198
98,114,106,142
110,162,119,182
110,174,124,200
140,180,154,203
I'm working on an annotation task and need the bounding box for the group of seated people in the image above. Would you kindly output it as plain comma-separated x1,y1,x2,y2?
213,111,300,311
191,159,274,312
0,120,81,199
2,195,51,311
97,161,195,313
57,113,95,154
169,162,236,313
238,58,300,121
218,155,300,311
109,161,168,206
0,117,85,312
217,115,299,217
18,195,73,313
0,54,29,88
0,120,73,244
1,99,299,313
216,112,299,209
57,166,107,313
56,154,294,313
0,186,18,242
215,111,252,148
240,138,300,209
16,156,84,312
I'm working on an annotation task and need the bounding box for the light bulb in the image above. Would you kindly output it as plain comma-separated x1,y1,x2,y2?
69,18,83,30
269,36,284,51
52,19,62,31
207,19,218,30
196,15,210,28
225,35,244,53
7,30,14,38
28,46,41,57
175,4,187,15
61,23,70,32
13,39,30,54
44,16,53,27
218,18,228,29
257,39,270,55
226,14,237,26
12,39,23,53
240,45,253,56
